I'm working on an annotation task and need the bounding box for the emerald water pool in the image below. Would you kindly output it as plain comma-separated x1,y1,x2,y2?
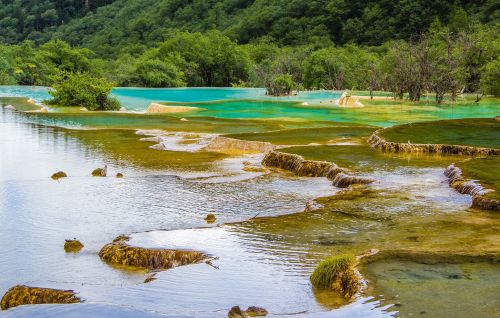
2,86,499,126
0,85,499,317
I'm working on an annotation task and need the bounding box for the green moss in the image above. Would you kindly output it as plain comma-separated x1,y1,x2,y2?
226,126,376,145
379,118,500,149
0,97,41,111
310,254,359,298
456,156,500,201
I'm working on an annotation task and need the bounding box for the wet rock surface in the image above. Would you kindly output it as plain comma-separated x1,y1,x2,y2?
444,163,499,212
64,239,84,253
262,151,374,187
98,235,206,271
51,171,67,180
1,285,82,310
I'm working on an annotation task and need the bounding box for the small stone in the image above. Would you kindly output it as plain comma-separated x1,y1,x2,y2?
64,239,84,253
51,171,67,180
228,306,245,318
91,165,107,177
144,274,157,283
246,306,268,316
204,214,216,223
4,105,15,110
116,172,124,178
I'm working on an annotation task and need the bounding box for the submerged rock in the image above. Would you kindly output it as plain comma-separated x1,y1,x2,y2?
116,172,124,178
91,165,107,177
331,172,375,188
0,285,82,310
51,171,67,180
64,239,84,253
305,200,324,212
204,214,217,223
143,274,157,283
204,136,275,154
98,235,205,271
245,306,268,316
228,306,245,318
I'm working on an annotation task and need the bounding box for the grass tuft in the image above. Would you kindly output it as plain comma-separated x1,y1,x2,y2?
310,254,359,299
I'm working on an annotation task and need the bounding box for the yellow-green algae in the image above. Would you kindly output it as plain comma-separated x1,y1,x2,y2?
375,118,500,150
1,285,82,310
310,254,359,299
226,126,377,146
0,97,41,112
279,144,465,172
99,235,206,271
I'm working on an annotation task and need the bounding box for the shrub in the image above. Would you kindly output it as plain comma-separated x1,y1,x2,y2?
46,72,121,111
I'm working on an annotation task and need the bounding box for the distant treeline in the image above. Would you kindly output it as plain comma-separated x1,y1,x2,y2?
0,0,498,50
0,21,499,101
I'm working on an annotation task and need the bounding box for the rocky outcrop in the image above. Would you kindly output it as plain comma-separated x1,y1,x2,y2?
262,151,374,188
1,285,82,310
98,235,206,271
444,163,499,212
368,131,500,156
337,92,364,107
146,103,201,114
64,239,84,253
204,136,275,154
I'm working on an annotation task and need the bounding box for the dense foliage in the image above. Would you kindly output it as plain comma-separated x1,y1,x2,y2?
46,72,121,110
1,0,499,52
0,1,499,101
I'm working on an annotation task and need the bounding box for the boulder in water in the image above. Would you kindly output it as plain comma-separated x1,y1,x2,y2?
0,285,82,310
98,235,205,271
245,306,268,316
204,214,217,223
4,105,15,110
116,172,124,178
228,306,245,318
51,171,67,180
91,165,107,177
64,239,84,253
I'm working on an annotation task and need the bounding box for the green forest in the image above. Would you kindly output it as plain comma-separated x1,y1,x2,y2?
1,0,499,101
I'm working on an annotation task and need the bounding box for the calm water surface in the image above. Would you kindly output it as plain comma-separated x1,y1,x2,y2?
0,86,499,317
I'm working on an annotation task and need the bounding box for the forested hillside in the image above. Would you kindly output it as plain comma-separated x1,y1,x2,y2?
1,0,499,100
1,0,499,54
0,0,115,44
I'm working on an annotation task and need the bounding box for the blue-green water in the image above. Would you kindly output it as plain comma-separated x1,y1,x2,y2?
2,86,499,127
